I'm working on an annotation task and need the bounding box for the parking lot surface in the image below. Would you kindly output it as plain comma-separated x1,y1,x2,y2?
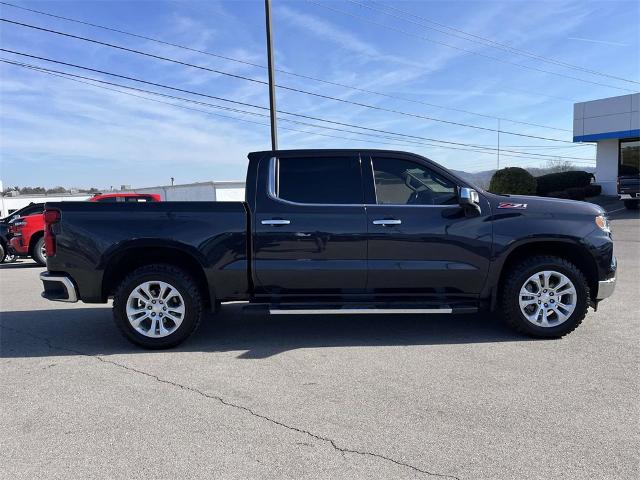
1,207,638,480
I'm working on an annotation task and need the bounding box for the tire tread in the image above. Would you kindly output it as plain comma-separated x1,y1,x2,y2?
112,263,204,349
501,255,590,338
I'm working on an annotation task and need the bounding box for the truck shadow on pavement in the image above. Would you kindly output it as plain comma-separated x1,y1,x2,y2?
0,304,533,359
0,261,41,270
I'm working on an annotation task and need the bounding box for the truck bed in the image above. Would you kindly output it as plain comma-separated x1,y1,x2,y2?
45,201,249,303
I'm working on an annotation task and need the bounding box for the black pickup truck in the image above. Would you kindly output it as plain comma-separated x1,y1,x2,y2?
618,175,640,209
40,150,617,348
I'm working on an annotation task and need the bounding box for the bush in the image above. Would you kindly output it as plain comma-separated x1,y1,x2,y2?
584,184,602,197
489,167,537,195
547,190,570,199
536,171,594,196
566,187,586,200
546,185,601,201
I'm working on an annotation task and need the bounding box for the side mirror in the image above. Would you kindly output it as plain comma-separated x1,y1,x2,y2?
458,187,481,214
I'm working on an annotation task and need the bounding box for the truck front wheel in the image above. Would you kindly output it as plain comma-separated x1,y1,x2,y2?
623,199,639,210
501,255,589,338
113,264,204,349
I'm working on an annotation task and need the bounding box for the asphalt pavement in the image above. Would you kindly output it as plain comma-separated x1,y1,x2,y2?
1,205,638,480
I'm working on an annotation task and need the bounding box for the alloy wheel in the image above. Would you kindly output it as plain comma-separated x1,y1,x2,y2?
126,281,186,338
519,270,577,327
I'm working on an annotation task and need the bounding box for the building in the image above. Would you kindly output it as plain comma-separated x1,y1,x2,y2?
121,180,245,201
0,180,246,218
0,192,91,218
573,93,639,195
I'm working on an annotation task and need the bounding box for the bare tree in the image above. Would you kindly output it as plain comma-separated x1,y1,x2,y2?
544,159,575,173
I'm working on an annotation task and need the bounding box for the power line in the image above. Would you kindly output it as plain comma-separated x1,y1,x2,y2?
0,57,507,156
0,48,593,162
3,58,592,171
0,58,498,160
355,0,639,85
308,0,639,93
11,62,437,150
0,1,576,132
0,18,578,144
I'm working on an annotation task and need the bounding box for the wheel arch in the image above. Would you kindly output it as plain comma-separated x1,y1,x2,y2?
493,239,599,308
101,242,213,309
28,230,44,256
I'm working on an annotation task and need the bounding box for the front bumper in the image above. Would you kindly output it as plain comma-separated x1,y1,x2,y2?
596,277,616,300
619,193,639,200
40,272,78,302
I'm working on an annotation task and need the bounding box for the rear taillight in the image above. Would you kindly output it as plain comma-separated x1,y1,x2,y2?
44,209,61,257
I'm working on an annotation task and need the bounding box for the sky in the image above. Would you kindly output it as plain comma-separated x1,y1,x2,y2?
0,0,638,189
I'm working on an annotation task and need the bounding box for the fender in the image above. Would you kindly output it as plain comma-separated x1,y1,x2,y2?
98,238,210,271
483,234,597,308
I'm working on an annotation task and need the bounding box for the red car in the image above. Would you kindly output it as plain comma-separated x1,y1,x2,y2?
10,193,161,265
89,192,162,203
8,208,46,265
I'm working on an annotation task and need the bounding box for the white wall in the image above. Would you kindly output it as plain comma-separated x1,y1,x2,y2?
595,139,619,195
0,194,91,218
125,181,245,202
214,185,245,201
573,93,639,141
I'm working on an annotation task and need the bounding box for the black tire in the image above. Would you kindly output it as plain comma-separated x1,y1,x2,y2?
32,236,46,266
623,199,639,210
501,255,589,338
113,264,204,349
0,243,5,263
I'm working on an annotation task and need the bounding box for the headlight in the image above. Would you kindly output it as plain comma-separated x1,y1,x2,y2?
595,214,611,233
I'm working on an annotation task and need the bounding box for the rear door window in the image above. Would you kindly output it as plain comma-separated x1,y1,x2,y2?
277,156,363,204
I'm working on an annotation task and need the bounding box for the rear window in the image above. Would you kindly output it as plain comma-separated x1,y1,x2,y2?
277,156,363,205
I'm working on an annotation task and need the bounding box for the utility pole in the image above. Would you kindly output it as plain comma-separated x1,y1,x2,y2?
497,118,501,170
264,0,278,151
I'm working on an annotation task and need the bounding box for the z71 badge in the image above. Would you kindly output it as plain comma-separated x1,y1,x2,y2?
498,202,528,209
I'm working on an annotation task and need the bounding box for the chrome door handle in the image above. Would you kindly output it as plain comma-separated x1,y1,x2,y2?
372,219,402,226
261,219,291,226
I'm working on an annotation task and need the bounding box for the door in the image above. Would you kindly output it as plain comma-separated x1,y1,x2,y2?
252,154,368,298
365,155,492,298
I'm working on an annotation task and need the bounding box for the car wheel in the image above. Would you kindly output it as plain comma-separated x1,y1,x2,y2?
33,237,47,266
623,199,639,210
0,243,5,263
501,255,589,338
113,264,204,349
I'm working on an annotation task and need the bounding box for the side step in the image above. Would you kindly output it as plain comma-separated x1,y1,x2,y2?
243,302,478,315
270,307,452,315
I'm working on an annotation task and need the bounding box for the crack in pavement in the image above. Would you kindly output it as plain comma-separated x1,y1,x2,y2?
1,324,461,480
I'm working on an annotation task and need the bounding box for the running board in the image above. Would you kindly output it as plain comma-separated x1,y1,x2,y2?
269,307,453,315
243,301,478,315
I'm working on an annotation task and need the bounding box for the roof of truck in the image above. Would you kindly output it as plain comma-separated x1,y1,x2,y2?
247,149,433,162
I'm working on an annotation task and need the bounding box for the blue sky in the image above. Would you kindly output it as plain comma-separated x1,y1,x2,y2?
0,0,638,189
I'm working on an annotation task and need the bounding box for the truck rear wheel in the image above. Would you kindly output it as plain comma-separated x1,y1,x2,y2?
113,264,204,349
33,237,46,266
501,255,589,338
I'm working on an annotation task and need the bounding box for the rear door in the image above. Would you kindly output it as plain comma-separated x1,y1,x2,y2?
364,154,492,298
252,153,368,298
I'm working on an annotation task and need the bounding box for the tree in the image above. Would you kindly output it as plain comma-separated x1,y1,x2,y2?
46,187,68,194
544,159,575,173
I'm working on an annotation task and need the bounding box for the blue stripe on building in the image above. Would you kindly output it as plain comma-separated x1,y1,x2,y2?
573,129,640,142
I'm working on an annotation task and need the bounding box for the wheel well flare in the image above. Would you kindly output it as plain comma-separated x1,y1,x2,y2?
102,248,211,307
499,241,598,301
